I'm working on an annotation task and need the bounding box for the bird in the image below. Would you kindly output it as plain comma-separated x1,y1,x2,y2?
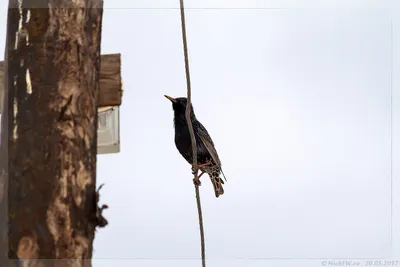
164,95,226,198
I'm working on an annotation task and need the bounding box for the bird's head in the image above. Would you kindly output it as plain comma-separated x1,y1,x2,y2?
164,95,196,122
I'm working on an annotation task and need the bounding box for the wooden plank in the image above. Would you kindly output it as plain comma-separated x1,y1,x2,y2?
0,53,122,108
98,53,122,107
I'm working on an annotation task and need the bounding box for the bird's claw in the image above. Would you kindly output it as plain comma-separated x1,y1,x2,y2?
193,178,201,186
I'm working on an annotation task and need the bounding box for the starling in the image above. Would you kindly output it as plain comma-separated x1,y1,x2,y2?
165,95,226,198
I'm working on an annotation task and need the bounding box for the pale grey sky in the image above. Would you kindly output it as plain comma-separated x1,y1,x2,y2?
1,1,400,267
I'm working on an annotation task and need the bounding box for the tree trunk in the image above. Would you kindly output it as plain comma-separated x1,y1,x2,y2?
0,1,104,266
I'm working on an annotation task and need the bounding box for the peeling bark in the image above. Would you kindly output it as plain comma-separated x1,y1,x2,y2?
0,1,104,266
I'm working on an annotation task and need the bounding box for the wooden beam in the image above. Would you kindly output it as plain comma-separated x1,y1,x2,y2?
98,53,123,107
0,53,122,108
0,1,106,266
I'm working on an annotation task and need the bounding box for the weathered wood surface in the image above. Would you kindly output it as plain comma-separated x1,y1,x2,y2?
98,53,122,107
0,1,106,266
0,53,122,108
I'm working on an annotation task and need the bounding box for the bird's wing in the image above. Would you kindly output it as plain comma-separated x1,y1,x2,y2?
195,121,227,182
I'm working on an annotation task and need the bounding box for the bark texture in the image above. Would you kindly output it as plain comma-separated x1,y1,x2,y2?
0,0,104,266
0,54,122,108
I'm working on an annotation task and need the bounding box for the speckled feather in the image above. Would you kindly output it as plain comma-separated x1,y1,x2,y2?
166,96,225,197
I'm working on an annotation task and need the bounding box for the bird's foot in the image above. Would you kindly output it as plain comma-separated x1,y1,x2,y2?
193,177,202,186
192,162,211,174
198,162,212,168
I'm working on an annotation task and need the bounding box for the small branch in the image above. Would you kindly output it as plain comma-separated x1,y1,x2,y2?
179,0,206,266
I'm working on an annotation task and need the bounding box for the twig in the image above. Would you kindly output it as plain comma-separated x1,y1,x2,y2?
179,0,206,266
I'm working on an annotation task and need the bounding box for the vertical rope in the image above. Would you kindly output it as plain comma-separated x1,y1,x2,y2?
179,0,206,266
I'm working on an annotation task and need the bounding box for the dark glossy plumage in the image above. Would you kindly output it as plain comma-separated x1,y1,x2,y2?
165,95,226,197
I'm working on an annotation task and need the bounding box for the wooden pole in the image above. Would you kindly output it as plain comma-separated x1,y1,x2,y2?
0,54,123,108
0,0,105,266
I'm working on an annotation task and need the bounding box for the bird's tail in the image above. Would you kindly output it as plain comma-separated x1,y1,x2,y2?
210,171,224,198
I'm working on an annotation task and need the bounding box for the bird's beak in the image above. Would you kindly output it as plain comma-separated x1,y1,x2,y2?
164,95,177,103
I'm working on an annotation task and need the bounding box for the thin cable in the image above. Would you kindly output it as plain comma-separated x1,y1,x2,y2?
179,0,206,266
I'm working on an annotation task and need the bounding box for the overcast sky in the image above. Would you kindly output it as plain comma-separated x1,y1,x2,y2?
1,1,400,267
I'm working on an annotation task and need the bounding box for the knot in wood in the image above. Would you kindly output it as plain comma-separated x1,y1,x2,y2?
76,92,95,118
17,235,38,260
